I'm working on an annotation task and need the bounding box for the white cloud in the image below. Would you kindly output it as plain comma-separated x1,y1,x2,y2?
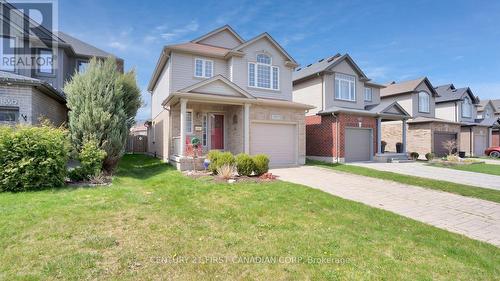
108,41,128,51
157,20,199,43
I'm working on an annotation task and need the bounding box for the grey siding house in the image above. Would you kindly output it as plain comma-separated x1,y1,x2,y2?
0,2,123,126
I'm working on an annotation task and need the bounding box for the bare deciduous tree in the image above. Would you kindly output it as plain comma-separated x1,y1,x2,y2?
442,140,457,156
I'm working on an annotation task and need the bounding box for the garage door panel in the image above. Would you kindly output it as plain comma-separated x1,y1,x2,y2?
474,135,487,156
345,128,372,162
250,123,297,167
434,132,457,157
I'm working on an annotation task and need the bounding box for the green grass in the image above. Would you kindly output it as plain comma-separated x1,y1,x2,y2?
307,159,500,204
0,155,499,280
429,163,500,176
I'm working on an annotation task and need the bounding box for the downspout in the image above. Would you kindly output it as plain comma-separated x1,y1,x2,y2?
455,102,458,122
332,113,339,163
469,127,473,156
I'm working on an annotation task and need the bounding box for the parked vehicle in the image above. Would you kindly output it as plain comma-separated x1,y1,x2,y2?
485,146,500,158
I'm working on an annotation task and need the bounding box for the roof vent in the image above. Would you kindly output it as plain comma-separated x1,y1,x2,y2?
296,68,302,71
318,58,324,62
306,63,312,67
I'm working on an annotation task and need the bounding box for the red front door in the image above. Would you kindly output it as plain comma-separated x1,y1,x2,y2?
211,114,224,149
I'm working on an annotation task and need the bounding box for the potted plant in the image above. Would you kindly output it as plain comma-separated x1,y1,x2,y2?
381,141,387,153
396,142,403,153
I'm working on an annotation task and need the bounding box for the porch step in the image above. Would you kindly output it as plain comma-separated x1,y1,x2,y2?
388,158,414,163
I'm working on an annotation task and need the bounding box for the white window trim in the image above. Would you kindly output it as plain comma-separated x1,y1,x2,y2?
194,58,214,78
364,87,373,102
0,36,17,72
247,62,280,91
334,73,356,102
36,49,55,76
185,109,194,134
418,91,430,113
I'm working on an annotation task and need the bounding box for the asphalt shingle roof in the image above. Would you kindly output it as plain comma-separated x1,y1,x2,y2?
58,31,117,59
380,77,426,97
292,54,342,81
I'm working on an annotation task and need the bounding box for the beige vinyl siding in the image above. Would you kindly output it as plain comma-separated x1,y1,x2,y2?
231,37,293,101
151,58,171,118
170,52,228,93
194,80,244,97
197,30,242,49
382,93,413,116
435,102,458,122
293,76,323,116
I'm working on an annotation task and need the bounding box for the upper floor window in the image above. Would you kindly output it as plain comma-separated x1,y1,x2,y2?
37,49,54,75
485,108,492,119
0,106,19,122
77,60,89,74
364,87,373,102
0,36,16,72
462,96,472,118
194,58,213,78
418,91,430,113
335,73,356,101
248,54,279,90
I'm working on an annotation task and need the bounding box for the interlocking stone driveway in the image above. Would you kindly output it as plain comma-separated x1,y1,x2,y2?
271,166,500,247
350,162,500,191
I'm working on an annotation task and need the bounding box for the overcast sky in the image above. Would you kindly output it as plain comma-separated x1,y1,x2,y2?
58,0,500,121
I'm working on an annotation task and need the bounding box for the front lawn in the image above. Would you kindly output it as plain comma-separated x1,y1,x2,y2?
429,163,500,176
307,160,500,203
0,155,499,280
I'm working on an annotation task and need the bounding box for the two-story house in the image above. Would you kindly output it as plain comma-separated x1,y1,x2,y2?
477,99,500,147
292,54,410,163
0,2,123,126
379,77,465,157
147,25,313,170
434,84,493,156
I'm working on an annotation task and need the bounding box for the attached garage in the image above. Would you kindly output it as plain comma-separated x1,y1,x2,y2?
345,128,372,162
474,134,488,156
250,122,298,167
434,132,457,157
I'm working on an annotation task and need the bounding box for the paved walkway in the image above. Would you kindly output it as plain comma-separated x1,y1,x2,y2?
271,166,500,247
481,158,500,165
350,162,500,191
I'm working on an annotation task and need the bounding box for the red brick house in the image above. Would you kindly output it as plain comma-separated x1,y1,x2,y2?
293,54,410,162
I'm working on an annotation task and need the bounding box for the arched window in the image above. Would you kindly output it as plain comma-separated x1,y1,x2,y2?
418,91,430,113
256,54,271,64
462,96,472,118
249,54,279,90
485,107,492,118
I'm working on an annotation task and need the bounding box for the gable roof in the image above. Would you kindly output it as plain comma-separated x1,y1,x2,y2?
380,77,439,97
319,101,410,120
191,25,245,45
478,99,500,113
176,74,255,99
233,33,298,67
57,32,120,60
293,53,371,83
434,84,479,104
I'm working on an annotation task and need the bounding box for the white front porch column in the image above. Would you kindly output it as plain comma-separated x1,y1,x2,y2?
402,119,407,153
179,98,187,156
244,103,251,154
377,117,382,154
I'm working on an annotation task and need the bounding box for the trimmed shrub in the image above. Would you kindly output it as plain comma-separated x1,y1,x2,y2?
252,154,269,176
69,139,107,181
425,152,435,161
0,125,70,192
235,153,255,176
410,152,419,160
206,150,235,174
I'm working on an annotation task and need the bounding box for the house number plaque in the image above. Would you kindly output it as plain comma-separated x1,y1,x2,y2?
0,97,19,106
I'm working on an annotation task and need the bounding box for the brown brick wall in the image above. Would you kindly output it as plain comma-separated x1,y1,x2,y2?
493,131,499,147
305,113,377,158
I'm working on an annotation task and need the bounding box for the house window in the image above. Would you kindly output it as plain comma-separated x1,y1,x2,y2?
335,73,356,101
364,87,373,102
418,91,430,113
194,58,213,78
185,111,193,134
485,108,492,119
462,97,472,118
0,36,16,72
37,49,54,74
77,60,89,73
0,107,19,122
248,54,279,90
202,114,208,146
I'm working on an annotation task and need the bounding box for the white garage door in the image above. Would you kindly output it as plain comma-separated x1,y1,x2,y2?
474,134,487,156
345,128,372,162
250,122,297,167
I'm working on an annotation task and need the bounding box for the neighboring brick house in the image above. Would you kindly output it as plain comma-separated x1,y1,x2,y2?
380,77,463,158
0,2,123,126
434,84,495,156
147,25,313,170
293,54,410,163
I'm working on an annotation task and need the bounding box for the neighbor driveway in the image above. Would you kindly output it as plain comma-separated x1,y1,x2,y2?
350,162,500,191
271,166,500,247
